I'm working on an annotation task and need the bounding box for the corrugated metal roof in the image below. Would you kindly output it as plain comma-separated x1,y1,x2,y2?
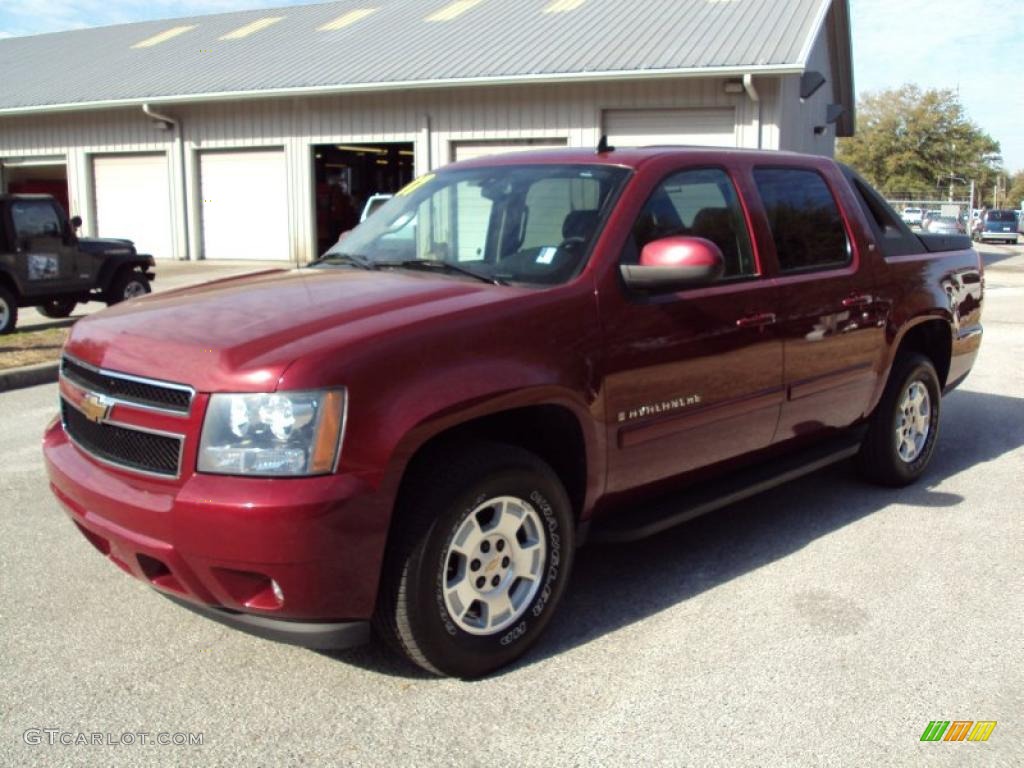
0,0,833,113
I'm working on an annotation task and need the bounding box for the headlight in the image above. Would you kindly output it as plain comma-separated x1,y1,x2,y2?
198,390,346,477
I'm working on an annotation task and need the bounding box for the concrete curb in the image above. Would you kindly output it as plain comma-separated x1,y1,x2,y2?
0,361,59,392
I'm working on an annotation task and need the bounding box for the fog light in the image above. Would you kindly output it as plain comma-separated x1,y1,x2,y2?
271,579,284,604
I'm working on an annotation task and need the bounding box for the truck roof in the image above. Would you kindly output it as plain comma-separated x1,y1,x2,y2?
447,145,819,171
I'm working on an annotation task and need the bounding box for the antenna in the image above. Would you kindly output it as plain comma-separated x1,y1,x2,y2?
597,135,615,154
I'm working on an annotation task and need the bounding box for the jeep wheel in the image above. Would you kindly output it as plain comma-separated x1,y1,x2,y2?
375,443,574,678
858,353,941,487
0,286,17,335
107,270,151,305
38,299,77,319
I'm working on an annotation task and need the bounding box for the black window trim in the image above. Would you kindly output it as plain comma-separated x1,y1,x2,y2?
752,164,854,277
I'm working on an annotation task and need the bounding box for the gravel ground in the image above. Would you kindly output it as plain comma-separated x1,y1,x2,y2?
1,246,1021,767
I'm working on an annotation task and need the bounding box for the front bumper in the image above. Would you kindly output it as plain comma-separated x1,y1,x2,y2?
163,595,370,650
43,417,391,641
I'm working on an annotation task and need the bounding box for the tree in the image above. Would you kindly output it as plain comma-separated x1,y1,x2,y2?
837,85,1003,204
1003,171,1024,211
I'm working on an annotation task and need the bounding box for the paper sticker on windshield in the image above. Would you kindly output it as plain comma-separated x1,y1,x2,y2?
396,173,435,198
536,247,557,265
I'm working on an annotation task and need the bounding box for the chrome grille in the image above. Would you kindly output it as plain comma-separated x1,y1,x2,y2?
61,356,193,415
61,400,182,478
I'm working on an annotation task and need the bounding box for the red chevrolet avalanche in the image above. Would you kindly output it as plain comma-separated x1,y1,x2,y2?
44,147,983,677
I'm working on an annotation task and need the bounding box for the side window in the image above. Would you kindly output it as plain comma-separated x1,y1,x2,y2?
752,168,849,273
626,168,757,279
11,201,63,240
841,168,925,258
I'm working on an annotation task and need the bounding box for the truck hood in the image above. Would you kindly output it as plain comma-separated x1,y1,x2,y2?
65,267,517,392
76,236,136,255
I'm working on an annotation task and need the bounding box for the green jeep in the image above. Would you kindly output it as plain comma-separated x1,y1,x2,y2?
0,194,155,334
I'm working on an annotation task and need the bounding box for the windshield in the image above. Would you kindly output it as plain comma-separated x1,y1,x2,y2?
320,164,630,286
986,210,1016,222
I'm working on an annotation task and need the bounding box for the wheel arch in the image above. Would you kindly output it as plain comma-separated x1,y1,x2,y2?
391,401,594,531
0,267,22,299
891,317,953,388
98,257,150,292
868,316,953,416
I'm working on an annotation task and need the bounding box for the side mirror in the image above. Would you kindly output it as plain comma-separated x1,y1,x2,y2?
70,215,83,230
620,236,726,292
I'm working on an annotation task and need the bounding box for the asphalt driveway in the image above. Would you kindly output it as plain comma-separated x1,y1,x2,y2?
1,246,1021,767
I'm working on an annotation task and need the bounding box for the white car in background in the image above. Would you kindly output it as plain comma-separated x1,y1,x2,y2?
901,207,925,228
360,194,393,222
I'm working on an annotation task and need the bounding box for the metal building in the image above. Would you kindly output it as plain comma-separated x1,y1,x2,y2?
0,0,855,263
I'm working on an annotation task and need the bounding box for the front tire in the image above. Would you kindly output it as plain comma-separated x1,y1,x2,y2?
106,270,151,305
375,443,575,678
858,353,941,487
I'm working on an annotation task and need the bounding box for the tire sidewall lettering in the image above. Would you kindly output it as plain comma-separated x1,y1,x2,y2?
432,486,565,647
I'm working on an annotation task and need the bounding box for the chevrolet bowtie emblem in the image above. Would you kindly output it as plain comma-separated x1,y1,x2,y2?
79,392,114,424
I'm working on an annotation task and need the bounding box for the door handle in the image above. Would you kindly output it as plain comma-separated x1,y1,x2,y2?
735,312,777,328
841,294,873,308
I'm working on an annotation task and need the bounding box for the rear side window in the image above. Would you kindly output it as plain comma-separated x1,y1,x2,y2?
626,167,757,279
840,166,925,258
11,200,63,240
753,168,849,273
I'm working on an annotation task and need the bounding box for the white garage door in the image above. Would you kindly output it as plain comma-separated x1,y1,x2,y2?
453,139,567,163
200,150,289,261
603,109,737,148
93,154,173,259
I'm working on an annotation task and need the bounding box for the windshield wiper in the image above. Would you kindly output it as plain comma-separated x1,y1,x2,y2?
311,252,378,270
382,259,507,286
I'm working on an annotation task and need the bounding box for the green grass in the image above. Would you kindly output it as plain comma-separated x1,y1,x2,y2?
0,326,67,370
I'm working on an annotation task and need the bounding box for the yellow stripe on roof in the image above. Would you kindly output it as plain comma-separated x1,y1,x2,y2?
219,17,285,41
425,0,484,22
318,8,379,31
131,25,196,49
543,0,587,12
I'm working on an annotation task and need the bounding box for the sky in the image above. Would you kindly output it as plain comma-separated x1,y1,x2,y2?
0,0,1022,170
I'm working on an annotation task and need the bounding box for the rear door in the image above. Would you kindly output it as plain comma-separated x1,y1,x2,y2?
8,198,80,296
601,164,783,494
750,164,884,441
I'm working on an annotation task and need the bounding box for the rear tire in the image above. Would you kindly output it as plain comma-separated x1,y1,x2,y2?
38,299,77,319
858,353,941,487
106,270,151,305
0,286,17,335
375,442,575,678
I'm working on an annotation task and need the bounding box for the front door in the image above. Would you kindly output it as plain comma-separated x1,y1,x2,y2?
8,197,80,296
602,166,784,495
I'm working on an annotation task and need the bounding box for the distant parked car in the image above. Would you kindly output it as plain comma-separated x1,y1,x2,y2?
978,210,1020,244
923,210,941,229
926,216,962,236
901,207,925,228
0,194,155,334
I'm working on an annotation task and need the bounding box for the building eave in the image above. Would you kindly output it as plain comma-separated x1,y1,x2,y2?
0,64,803,117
